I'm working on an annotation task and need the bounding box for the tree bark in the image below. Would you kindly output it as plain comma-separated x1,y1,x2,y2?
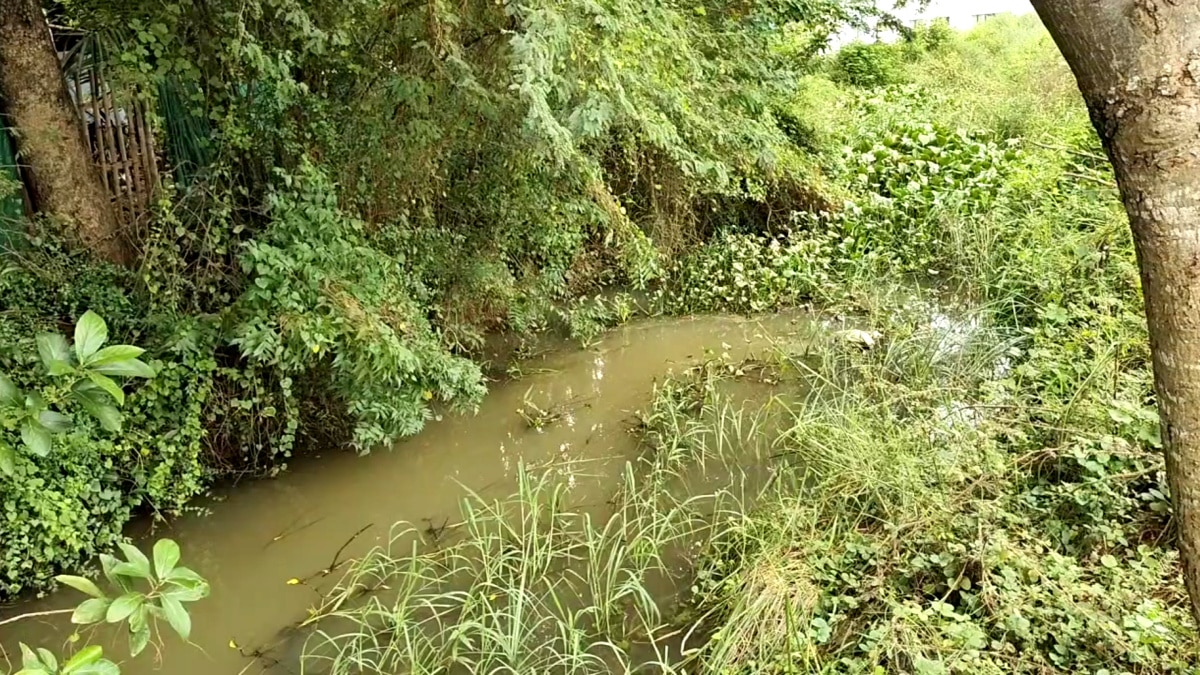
1030,0,1200,623
0,0,127,263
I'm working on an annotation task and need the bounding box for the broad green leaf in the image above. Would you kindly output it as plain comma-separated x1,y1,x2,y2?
66,660,119,675
36,648,57,673
19,643,40,670
161,595,192,640
117,542,152,579
162,579,209,602
99,554,131,592
93,358,156,379
83,402,122,433
129,603,148,634
87,372,125,406
166,566,204,583
23,390,46,412
71,379,105,404
61,645,102,671
153,539,180,577
129,622,151,657
74,311,108,362
72,381,123,432
55,574,104,598
71,597,111,624
105,592,144,623
0,372,18,405
111,561,151,579
0,441,15,476
61,646,103,674
36,333,73,375
21,420,52,457
85,345,144,367
38,410,73,433
163,566,209,601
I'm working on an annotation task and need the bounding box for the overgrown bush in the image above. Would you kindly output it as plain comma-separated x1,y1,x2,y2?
831,42,904,88
0,265,210,596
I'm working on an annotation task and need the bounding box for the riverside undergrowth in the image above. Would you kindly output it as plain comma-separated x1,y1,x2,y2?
299,13,1197,673
0,0,873,595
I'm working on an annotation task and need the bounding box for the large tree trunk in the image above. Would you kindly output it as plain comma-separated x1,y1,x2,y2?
0,0,127,263
1030,0,1200,623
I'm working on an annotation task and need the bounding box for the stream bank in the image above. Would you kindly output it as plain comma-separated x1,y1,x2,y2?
0,313,820,675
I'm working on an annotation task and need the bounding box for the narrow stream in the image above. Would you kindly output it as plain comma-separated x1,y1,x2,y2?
1,314,817,675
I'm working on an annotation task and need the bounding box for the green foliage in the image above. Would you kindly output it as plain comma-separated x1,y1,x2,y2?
898,13,1088,140
10,539,209,675
831,42,903,88
642,14,1195,673
0,0,876,596
557,292,637,346
663,232,828,313
685,309,1190,673
0,311,154,466
0,256,210,597
234,162,487,451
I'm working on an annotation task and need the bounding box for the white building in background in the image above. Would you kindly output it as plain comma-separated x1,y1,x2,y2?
832,0,1035,47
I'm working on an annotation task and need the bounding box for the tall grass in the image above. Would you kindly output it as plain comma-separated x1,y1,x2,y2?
298,366,793,675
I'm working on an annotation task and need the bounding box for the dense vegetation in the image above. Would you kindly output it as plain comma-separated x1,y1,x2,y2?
3,4,1197,672
0,0,870,596
302,14,1197,673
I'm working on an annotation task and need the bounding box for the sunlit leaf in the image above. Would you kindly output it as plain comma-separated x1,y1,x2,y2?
67,660,119,675
74,311,108,362
0,372,18,405
19,643,40,670
118,542,153,579
36,649,57,673
153,539,180,577
87,372,125,406
61,645,102,673
55,575,104,598
93,358,156,378
0,441,15,476
99,554,131,592
85,345,144,367
129,603,148,634
166,566,205,583
104,592,144,623
71,598,110,625
129,621,151,657
161,595,192,640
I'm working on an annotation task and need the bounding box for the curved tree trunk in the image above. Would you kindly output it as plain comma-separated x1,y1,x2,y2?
1030,0,1200,623
0,0,127,263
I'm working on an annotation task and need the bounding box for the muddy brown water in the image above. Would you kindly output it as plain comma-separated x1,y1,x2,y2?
0,314,820,675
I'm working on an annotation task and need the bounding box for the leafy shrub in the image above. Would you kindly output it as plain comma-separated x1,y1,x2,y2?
0,257,212,597
16,539,210,674
832,42,904,88
234,163,487,451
